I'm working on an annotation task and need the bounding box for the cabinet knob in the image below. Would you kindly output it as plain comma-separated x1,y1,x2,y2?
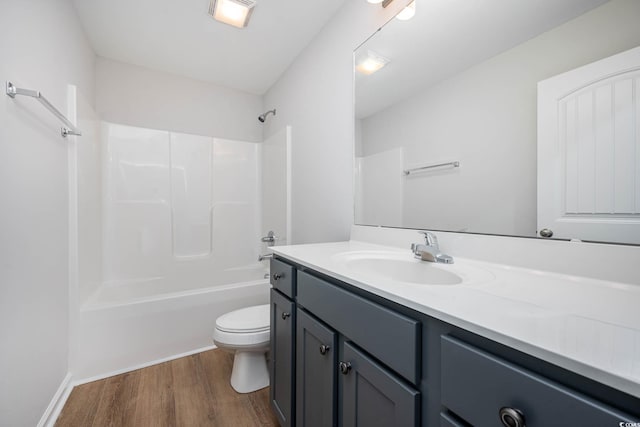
319,345,330,355
499,407,526,427
272,272,284,281
339,361,352,375
281,312,290,320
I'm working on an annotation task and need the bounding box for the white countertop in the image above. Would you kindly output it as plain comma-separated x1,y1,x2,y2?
272,240,640,398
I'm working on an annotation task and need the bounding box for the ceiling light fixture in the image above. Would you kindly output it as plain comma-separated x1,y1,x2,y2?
208,0,256,29
366,0,384,4
396,1,416,20
356,51,390,75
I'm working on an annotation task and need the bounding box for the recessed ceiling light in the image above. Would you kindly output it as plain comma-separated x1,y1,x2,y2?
396,1,416,20
356,51,390,75
208,0,256,29
366,0,384,4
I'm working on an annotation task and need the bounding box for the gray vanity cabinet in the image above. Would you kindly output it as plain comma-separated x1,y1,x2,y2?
341,341,420,427
295,308,338,427
270,289,295,427
295,302,420,427
270,258,297,427
440,335,635,427
295,270,421,427
270,256,640,427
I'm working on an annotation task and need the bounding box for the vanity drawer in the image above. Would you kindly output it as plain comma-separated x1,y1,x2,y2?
270,258,296,298
441,335,634,427
297,271,420,385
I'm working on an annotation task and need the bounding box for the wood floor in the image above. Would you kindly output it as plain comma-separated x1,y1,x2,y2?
56,349,280,427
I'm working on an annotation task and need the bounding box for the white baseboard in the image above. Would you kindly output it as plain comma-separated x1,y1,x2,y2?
73,344,218,386
38,373,74,427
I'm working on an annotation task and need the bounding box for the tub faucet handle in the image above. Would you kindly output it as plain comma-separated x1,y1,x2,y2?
261,230,279,247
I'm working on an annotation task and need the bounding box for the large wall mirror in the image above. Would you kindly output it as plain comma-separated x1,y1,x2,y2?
354,0,640,245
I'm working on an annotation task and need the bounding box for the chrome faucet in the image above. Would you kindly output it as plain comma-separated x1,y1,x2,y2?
411,231,454,264
261,230,279,247
258,253,273,262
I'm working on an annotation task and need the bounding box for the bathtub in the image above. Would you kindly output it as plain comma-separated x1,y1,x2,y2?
75,267,270,382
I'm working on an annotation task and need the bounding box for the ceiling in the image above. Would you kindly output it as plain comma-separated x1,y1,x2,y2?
72,0,347,95
355,0,609,118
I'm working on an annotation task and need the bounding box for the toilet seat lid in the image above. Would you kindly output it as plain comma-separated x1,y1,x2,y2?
216,304,270,333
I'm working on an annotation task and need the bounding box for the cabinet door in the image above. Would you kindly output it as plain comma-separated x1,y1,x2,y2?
270,289,295,427
296,309,338,427
341,342,420,427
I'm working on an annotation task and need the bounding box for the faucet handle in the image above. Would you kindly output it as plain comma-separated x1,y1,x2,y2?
261,230,279,247
418,231,438,246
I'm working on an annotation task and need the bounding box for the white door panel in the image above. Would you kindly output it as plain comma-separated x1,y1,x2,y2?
538,46,640,244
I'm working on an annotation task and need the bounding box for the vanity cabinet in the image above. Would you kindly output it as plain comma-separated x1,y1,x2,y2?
296,305,420,427
296,271,421,385
270,255,640,427
270,289,295,427
295,270,421,426
341,341,420,427
295,308,337,427
440,335,633,427
273,266,421,427
269,259,297,427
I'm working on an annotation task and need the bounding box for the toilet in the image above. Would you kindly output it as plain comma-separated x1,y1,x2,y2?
213,304,271,393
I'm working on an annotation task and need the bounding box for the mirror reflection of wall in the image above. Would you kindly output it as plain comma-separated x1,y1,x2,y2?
354,0,640,244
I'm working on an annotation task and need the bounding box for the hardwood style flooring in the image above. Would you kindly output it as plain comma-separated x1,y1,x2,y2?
56,349,280,427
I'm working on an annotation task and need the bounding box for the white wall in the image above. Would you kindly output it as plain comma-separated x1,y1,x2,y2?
95,58,264,143
359,0,640,236
262,0,412,244
0,0,95,425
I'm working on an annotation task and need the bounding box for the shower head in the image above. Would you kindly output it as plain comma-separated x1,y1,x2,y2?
258,109,276,123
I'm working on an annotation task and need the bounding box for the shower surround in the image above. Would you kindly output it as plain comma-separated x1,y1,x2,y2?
74,122,282,380
101,122,263,288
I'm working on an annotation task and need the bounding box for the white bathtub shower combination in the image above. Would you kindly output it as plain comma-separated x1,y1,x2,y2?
73,122,289,381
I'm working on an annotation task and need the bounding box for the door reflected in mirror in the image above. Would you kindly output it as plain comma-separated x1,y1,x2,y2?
354,0,640,245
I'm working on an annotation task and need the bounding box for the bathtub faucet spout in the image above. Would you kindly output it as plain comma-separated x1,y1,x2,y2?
258,253,273,262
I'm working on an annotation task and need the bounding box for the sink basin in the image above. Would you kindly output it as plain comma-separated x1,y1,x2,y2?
347,257,463,285
332,250,494,286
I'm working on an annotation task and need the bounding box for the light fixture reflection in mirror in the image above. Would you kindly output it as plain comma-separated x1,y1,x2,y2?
353,0,640,245
396,1,415,21
356,51,390,75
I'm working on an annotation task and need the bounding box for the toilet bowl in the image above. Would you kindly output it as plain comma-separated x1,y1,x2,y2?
213,304,270,393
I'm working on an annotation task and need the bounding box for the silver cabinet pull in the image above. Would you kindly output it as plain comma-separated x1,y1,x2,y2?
319,345,330,355
339,361,352,375
273,272,284,281
281,312,290,320
499,407,526,427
